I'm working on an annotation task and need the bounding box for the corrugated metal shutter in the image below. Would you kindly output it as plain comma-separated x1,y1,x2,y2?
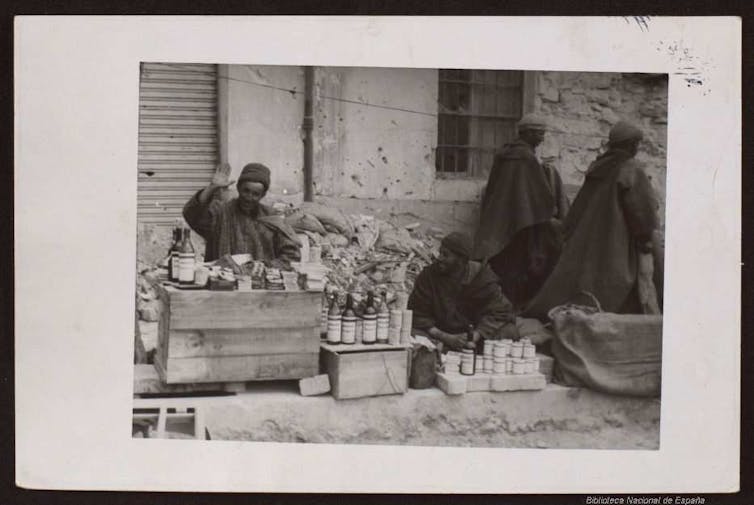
137,62,218,225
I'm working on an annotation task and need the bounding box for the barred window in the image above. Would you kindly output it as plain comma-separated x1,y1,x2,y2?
436,69,524,177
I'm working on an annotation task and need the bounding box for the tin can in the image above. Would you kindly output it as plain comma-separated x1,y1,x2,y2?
512,359,526,375
523,343,536,358
511,342,524,358
445,359,460,374
505,358,513,374
492,358,506,374
483,356,493,373
194,266,209,286
528,358,539,374
493,342,507,359
389,309,403,330
460,349,476,376
483,340,494,357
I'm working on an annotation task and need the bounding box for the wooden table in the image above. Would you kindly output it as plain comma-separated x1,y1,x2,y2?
155,284,322,384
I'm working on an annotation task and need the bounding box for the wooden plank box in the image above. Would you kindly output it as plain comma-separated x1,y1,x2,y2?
320,343,410,400
155,284,321,384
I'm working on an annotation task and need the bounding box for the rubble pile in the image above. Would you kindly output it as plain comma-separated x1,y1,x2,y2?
288,202,442,307
135,201,445,321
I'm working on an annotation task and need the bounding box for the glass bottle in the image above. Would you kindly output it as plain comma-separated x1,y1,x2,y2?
320,292,330,340
326,292,342,345
178,227,196,284
362,291,377,345
376,290,390,344
167,223,181,282
340,293,357,345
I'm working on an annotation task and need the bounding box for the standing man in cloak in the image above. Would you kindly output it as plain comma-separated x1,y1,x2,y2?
473,113,570,310
524,121,661,319
408,232,518,352
183,162,301,265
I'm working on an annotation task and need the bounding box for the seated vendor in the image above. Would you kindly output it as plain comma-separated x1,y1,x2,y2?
408,232,519,352
183,162,300,265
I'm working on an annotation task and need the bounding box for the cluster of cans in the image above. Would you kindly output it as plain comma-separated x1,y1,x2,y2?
444,338,539,376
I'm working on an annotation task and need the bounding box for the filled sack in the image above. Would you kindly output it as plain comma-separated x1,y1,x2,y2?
548,292,662,397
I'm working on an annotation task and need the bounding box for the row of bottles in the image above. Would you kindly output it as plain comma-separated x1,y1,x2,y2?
325,290,391,345
165,219,197,284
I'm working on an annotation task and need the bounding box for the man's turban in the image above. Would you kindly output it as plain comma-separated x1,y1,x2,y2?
441,232,472,259
238,163,271,191
608,121,644,146
517,113,549,132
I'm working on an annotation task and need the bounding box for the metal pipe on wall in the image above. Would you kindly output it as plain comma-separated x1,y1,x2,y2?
302,66,315,202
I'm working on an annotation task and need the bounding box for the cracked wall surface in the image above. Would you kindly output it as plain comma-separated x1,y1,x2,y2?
137,66,667,264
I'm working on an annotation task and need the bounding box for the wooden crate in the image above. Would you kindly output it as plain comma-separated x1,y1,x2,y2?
320,343,410,400
155,285,321,384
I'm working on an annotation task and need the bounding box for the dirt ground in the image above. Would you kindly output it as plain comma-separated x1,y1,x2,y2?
204,386,660,450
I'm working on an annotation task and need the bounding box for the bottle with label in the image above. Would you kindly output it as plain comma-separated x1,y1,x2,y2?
376,290,390,344
362,291,377,345
353,292,364,344
326,292,342,345
340,293,357,345
178,227,196,284
167,223,182,282
320,292,330,340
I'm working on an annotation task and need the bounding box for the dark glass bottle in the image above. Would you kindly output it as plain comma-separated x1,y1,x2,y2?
376,290,390,344
341,293,357,345
177,228,196,284
326,291,342,345
167,223,181,282
362,291,377,344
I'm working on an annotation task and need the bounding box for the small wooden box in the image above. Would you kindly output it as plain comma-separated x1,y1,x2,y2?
155,284,321,384
320,343,410,400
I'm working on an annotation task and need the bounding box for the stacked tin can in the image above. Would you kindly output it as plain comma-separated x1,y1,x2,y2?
460,349,475,375
492,340,510,374
444,351,462,374
482,340,494,374
521,338,538,374
485,339,540,375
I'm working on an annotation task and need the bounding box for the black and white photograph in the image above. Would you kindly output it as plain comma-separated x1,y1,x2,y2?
14,16,740,494
132,63,667,449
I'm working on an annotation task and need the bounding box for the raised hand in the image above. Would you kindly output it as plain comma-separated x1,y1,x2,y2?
211,163,234,187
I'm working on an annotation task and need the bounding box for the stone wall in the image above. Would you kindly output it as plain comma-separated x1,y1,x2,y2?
136,69,669,266
536,72,668,225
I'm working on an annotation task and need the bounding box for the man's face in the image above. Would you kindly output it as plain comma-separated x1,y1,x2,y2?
520,128,546,148
436,246,467,275
237,181,266,212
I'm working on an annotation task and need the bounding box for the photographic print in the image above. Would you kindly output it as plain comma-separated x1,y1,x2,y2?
132,63,666,450
14,16,739,493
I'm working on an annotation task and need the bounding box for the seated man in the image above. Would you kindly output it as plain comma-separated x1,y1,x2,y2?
408,232,518,352
183,162,300,265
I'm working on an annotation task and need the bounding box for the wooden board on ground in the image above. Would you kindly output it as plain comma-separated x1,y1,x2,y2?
320,344,410,400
